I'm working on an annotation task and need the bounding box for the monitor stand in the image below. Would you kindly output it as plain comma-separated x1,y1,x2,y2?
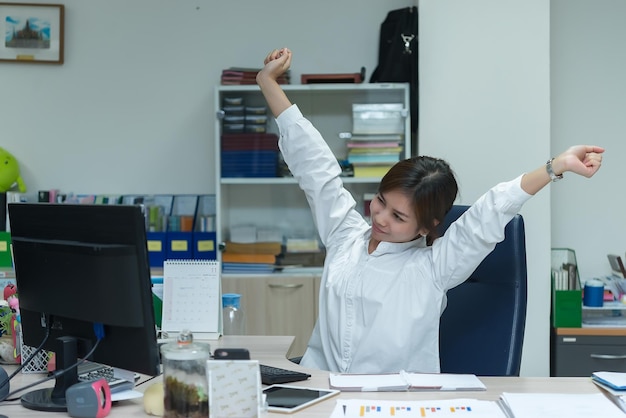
20,336,80,412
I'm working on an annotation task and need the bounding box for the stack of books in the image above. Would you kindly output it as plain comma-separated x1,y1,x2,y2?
221,67,290,85
347,103,405,178
345,133,403,178
222,97,269,134
222,240,282,274
221,133,279,178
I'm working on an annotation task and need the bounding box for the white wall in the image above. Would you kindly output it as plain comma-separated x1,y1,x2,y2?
1,0,416,196
551,0,626,281
3,0,624,376
419,0,551,376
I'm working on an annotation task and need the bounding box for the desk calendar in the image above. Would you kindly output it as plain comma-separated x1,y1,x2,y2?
161,260,222,339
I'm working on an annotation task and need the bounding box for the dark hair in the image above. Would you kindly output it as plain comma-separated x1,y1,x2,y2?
378,156,458,242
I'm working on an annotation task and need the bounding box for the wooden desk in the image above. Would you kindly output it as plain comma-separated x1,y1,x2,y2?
2,335,602,417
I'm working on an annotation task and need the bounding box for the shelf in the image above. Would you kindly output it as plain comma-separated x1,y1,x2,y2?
583,301,626,311
222,268,323,279
217,82,409,93
215,83,411,274
221,177,385,185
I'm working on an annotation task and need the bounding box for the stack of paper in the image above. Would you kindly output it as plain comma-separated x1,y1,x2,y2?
591,371,626,412
499,392,625,417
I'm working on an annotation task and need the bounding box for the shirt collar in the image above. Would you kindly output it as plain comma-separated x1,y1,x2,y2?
364,230,426,256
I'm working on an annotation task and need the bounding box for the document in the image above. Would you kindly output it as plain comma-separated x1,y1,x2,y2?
330,398,506,418
499,392,625,418
592,371,626,390
328,371,486,392
591,372,626,413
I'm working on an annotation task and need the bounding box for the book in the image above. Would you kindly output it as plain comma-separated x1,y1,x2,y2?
347,133,404,141
592,371,626,390
221,67,290,85
346,141,401,149
285,238,320,253
222,262,275,274
328,371,486,392
222,252,276,264
224,241,282,255
348,154,400,164
353,165,394,178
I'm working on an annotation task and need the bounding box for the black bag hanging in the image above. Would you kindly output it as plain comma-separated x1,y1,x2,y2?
370,7,418,136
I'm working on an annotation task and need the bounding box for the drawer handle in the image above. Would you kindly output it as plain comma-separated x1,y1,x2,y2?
590,354,626,360
268,283,304,289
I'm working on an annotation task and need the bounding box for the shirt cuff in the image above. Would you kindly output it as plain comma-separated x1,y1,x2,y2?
276,104,302,132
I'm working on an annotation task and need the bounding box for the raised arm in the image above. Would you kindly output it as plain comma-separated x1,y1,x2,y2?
256,48,293,118
520,145,604,195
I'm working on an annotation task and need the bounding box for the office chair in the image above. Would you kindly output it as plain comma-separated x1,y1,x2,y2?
438,205,527,376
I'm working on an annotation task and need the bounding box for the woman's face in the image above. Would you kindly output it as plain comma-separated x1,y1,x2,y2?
369,190,428,243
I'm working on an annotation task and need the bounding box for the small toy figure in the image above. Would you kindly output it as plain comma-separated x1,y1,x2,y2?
0,147,26,193
3,283,16,300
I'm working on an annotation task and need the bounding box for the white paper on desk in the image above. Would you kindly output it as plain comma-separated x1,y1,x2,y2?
499,392,625,418
111,390,143,402
328,371,486,392
400,371,486,391
329,373,408,391
330,398,506,418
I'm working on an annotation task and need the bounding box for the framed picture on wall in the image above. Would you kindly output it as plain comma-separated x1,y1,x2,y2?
0,3,64,64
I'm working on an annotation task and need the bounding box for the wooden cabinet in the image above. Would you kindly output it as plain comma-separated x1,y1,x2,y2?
551,328,626,376
222,274,321,358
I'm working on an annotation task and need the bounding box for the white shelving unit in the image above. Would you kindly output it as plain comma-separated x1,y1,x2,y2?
214,83,410,355
214,82,412,270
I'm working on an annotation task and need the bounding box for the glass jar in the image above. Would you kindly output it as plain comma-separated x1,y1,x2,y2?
160,330,211,418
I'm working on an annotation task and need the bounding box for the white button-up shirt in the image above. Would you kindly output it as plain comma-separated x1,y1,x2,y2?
276,105,531,374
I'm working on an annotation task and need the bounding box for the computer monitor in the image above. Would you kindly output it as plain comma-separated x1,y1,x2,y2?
8,202,160,412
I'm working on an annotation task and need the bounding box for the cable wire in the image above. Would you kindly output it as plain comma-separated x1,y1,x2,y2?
1,337,101,402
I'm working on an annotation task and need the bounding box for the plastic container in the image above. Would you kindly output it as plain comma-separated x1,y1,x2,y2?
160,330,211,418
222,293,245,335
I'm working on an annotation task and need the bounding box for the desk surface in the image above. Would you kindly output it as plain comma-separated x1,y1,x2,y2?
2,335,601,417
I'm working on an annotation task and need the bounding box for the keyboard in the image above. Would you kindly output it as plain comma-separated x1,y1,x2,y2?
77,362,137,393
260,364,311,385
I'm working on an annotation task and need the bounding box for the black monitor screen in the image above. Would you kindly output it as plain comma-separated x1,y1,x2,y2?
8,203,160,411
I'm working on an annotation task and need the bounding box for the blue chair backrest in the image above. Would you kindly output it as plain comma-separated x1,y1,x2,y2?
438,205,527,376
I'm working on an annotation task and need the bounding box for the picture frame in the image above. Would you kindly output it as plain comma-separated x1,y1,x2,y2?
0,3,64,64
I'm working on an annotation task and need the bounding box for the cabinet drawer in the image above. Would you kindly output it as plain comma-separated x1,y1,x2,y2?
221,275,319,357
553,335,626,376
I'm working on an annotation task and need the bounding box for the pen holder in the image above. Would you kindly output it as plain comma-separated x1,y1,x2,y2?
583,279,604,307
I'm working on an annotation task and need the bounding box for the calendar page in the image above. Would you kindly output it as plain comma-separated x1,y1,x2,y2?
161,260,222,339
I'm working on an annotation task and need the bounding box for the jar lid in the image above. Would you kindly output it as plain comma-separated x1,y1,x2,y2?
222,293,241,309
160,329,211,360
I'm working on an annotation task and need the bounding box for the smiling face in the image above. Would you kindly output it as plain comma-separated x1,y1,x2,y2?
369,189,429,245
